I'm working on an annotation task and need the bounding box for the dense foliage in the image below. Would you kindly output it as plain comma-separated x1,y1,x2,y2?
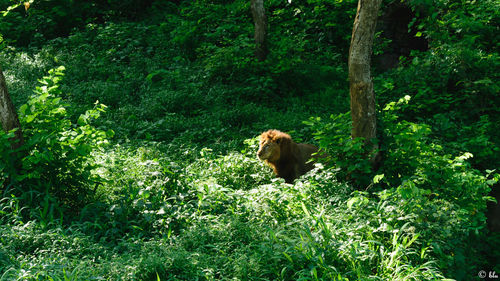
0,0,498,280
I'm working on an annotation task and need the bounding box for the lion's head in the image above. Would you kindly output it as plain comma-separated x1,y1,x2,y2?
256,129,320,183
257,130,291,163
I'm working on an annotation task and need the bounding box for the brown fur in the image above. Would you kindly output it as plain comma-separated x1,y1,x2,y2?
257,129,321,183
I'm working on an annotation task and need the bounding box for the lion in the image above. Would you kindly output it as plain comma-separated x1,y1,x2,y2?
257,129,322,183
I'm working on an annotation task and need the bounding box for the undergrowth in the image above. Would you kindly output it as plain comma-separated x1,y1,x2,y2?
1,0,499,280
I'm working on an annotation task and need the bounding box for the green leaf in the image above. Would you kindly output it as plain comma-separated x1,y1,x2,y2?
311,267,318,280
373,174,385,184
347,197,359,209
106,130,115,138
2,3,21,17
283,252,293,263
77,115,88,126
301,202,310,217
19,104,28,115
25,114,36,123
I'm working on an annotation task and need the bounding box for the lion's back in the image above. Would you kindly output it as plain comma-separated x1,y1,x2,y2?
295,143,319,174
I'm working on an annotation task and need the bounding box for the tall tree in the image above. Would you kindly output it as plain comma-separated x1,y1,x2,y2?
251,0,268,61
348,0,381,161
0,65,23,150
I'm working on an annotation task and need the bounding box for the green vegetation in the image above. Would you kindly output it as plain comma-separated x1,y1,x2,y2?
1,0,498,280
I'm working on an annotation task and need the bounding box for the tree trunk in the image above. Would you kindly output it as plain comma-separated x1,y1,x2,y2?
0,65,24,150
348,0,381,141
251,0,268,61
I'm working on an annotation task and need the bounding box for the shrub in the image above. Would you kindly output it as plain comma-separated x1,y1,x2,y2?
304,112,374,188
0,0,165,46
1,67,112,219
375,0,500,170
307,95,498,278
80,144,199,239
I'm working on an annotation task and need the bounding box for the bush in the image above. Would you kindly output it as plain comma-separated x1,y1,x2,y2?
79,144,199,239
304,112,375,188
375,0,500,171
0,0,166,46
307,95,498,279
1,67,112,220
